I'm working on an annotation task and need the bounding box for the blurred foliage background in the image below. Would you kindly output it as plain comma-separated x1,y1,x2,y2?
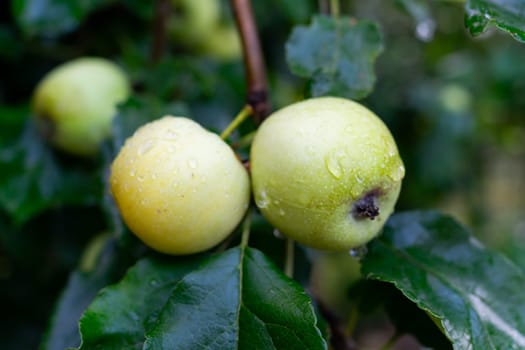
0,0,524,349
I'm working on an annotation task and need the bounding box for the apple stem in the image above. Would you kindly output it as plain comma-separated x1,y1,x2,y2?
230,0,271,121
284,238,295,278
220,104,253,140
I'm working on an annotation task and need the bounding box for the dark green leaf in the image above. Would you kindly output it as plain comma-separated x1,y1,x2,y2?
465,0,525,43
0,26,24,60
11,0,111,37
0,120,100,224
145,247,326,350
501,235,525,272
41,236,133,350
286,15,383,99
0,104,27,147
78,254,202,349
78,247,326,350
362,211,525,350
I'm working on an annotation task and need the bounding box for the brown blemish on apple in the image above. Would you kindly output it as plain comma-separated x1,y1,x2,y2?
352,189,382,220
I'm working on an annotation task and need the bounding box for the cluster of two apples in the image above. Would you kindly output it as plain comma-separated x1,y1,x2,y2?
33,58,405,256
110,98,405,255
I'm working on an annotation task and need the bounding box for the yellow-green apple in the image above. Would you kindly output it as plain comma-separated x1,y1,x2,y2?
110,116,250,255
32,57,130,156
169,0,221,48
250,97,405,251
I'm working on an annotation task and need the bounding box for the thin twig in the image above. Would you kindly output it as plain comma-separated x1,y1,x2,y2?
230,0,271,121
150,0,171,63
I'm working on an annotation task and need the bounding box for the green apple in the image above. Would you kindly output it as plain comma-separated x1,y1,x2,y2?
169,0,221,48
250,97,405,251
33,57,130,156
110,116,250,255
198,24,242,61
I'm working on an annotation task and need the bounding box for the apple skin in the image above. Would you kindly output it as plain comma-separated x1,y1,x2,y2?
198,24,242,61
33,57,130,156
169,0,221,48
110,116,250,255
250,97,405,251
169,0,241,61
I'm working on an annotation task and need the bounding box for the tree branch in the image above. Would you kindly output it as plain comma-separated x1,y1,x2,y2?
150,0,171,64
230,0,271,121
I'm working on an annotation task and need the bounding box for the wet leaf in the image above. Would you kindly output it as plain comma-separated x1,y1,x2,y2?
41,237,133,350
78,247,327,350
362,211,525,350
0,120,100,224
11,0,110,37
286,15,383,100
465,0,525,43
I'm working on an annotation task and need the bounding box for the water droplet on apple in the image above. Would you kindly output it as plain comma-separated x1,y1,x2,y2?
389,165,405,182
325,154,343,179
349,245,368,259
165,129,178,139
387,145,396,157
350,187,362,199
137,139,156,156
187,159,198,169
140,199,148,206
273,229,285,239
256,190,269,208
279,208,285,216
354,173,364,184
129,169,136,177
